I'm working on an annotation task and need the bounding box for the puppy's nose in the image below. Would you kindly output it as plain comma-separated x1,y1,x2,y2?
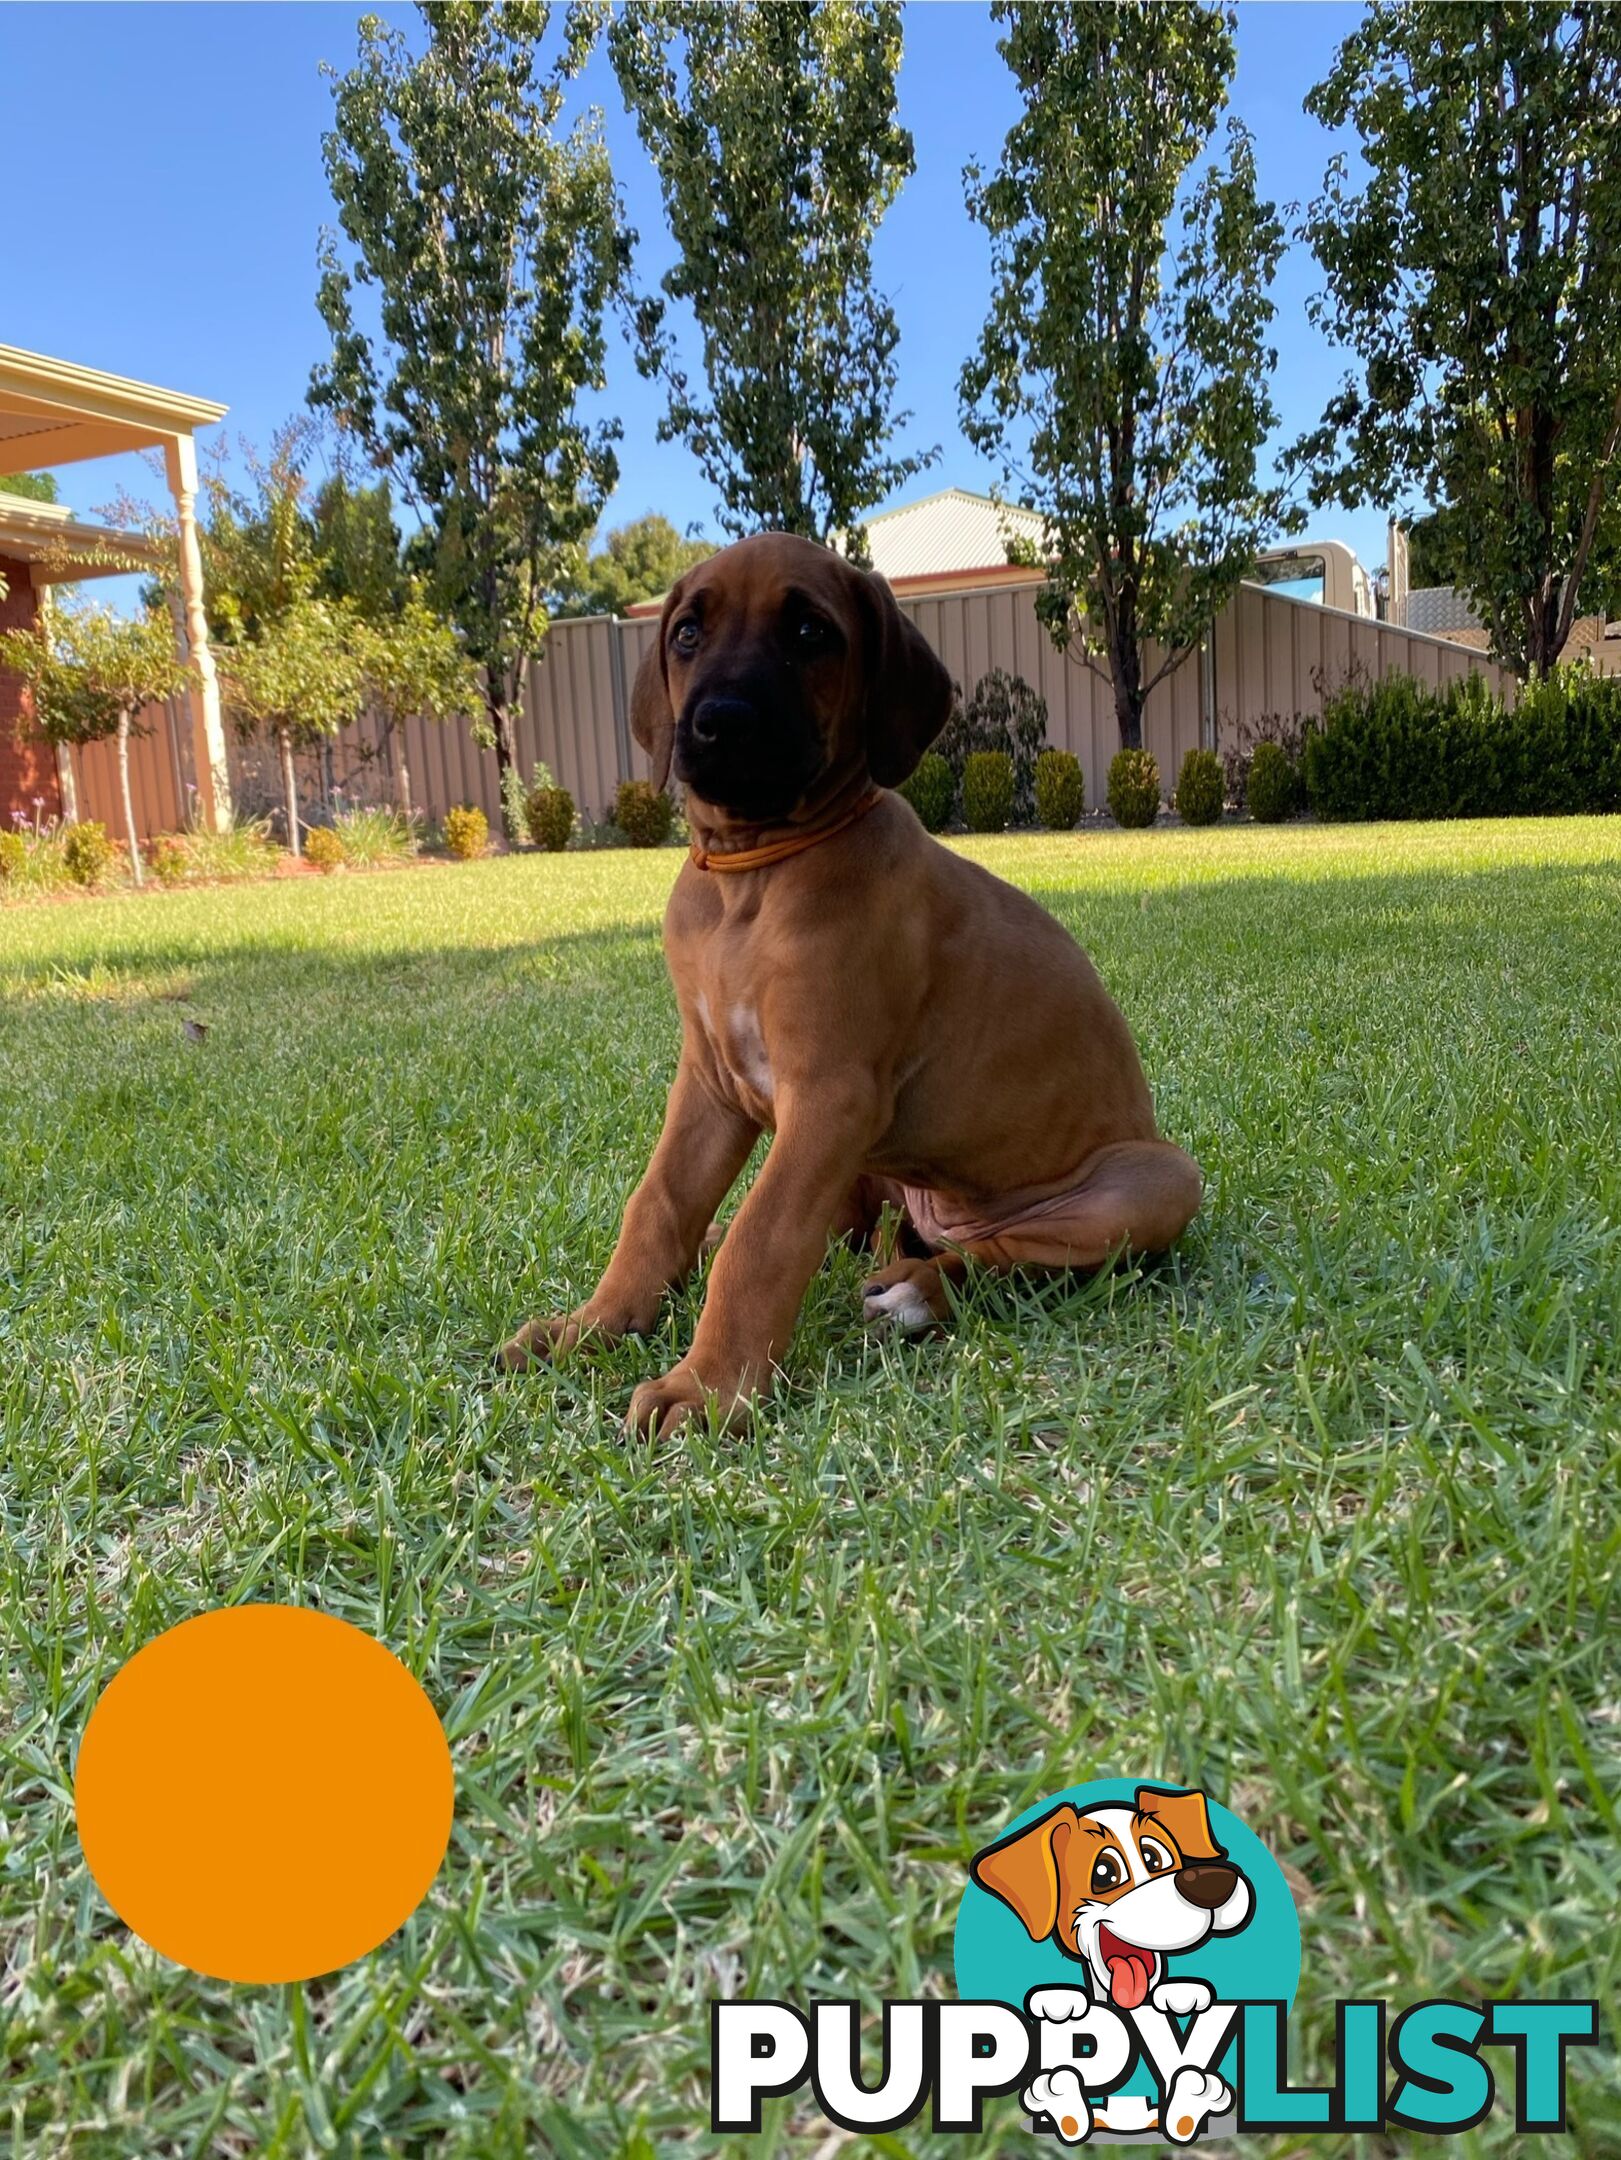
687,695,755,747
1175,1863,1238,1909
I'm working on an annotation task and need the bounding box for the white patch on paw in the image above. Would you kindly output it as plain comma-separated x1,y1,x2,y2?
1022,2069,1092,2143
1163,2066,1232,2143
862,1281,933,1332
1027,1988,1093,2023
1151,1978,1214,2018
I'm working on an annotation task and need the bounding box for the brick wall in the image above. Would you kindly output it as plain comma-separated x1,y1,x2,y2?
0,555,63,829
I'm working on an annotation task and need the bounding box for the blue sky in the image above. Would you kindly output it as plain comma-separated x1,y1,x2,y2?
3,1,1382,589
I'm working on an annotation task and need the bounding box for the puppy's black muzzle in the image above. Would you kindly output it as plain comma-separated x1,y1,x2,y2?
674,686,824,820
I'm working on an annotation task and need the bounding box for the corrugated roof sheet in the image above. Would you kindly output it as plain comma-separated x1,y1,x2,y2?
852,489,1045,579
1404,584,1485,635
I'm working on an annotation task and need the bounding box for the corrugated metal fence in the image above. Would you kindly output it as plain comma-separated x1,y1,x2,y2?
71,579,1515,842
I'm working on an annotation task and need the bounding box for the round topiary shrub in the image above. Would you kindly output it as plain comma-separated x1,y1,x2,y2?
303,825,345,873
443,803,489,860
1174,747,1224,827
1247,740,1298,824
1034,747,1085,829
62,820,114,885
962,750,1015,833
615,779,674,847
896,750,955,832
524,783,575,852
1107,749,1160,829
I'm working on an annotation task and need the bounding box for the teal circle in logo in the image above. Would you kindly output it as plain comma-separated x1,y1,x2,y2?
954,1780,1299,2053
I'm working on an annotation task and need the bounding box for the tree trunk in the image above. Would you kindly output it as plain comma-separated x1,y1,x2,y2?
1526,582,1565,678
116,707,143,887
280,726,302,858
1108,608,1146,752
55,740,80,825
391,720,414,823
487,693,515,779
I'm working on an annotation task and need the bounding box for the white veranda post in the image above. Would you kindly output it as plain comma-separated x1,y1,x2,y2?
163,434,232,833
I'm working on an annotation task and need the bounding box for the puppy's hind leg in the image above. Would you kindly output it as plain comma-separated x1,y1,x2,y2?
861,1251,968,1333
860,1139,1202,1331
973,1140,1203,1272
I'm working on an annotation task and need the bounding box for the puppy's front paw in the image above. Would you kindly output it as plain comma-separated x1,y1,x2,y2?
1163,2066,1231,2143
625,1363,757,1439
1149,1977,1214,2018
497,1307,621,1372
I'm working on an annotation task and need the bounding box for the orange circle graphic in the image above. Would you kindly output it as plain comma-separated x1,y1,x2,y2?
74,1604,454,1984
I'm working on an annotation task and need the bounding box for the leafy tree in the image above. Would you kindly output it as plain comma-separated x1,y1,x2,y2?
1298,4,1621,676
351,601,480,821
1402,506,1470,595
0,472,58,503
313,470,410,620
311,1,628,778
0,602,191,885
609,0,934,555
553,512,713,616
219,600,365,858
200,421,325,644
961,0,1292,750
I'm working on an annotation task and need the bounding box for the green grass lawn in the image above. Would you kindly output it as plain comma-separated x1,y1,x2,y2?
2,819,1618,2157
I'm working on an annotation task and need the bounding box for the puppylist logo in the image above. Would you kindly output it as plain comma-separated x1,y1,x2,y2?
712,1780,1598,2143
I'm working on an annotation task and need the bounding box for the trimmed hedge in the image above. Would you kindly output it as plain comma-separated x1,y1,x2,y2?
615,780,674,847
1107,748,1160,829
898,750,955,832
962,750,1015,833
1303,668,1621,822
1174,747,1223,826
443,804,488,859
525,783,575,851
62,821,114,885
1034,747,1085,829
1247,741,1300,823
303,826,345,873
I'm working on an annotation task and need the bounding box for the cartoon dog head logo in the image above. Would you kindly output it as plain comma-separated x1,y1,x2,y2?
969,1784,1253,2010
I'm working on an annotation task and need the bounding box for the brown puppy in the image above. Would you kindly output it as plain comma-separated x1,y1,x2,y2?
500,532,1201,1434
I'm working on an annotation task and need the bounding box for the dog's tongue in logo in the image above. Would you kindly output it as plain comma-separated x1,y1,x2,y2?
1098,1925,1154,2010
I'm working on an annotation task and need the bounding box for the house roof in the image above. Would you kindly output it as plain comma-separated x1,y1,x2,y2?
1403,584,1485,637
0,343,227,477
623,488,1048,615
848,488,1046,582
0,492,160,585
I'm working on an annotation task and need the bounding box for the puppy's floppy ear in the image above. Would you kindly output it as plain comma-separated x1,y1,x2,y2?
855,565,953,788
970,1805,1079,1942
1135,1786,1225,1864
629,579,686,792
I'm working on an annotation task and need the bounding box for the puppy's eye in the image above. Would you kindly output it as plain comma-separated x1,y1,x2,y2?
796,615,829,651
1140,1839,1174,1876
671,619,701,655
1090,1852,1123,1894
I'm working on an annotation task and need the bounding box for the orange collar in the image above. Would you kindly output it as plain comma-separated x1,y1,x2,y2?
688,786,883,874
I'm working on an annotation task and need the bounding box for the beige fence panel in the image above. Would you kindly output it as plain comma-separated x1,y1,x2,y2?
901,583,1208,809
521,616,624,819
69,579,1524,846
1209,582,1515,744
71,695,188,839
618,617,662,786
